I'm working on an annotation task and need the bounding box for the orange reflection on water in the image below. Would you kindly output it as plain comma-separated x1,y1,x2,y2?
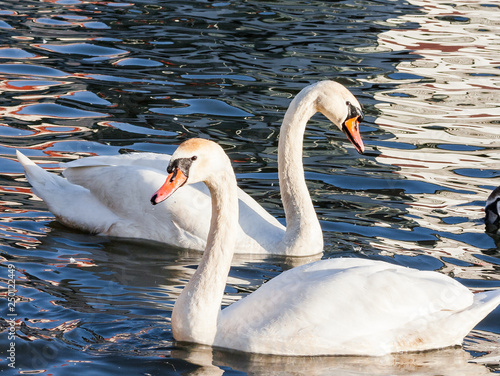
0,79,69,91
3,141,99,160
0,184,33,197
0,222,43,243
30,123,89,134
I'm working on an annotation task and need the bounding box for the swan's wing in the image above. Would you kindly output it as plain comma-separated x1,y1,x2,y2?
62,160,213,248
62,152,172,171
234,185,285,251
62,153,208,238
18,151,209,248
216,258,492,355
64,162,284,252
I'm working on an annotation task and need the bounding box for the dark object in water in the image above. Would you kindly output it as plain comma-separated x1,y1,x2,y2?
485,186,500,229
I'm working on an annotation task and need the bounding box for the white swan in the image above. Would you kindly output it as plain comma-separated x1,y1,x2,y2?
152,138,500,356
16,81,364,256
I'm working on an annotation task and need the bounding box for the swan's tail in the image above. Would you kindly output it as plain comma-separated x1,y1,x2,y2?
16,151,118,233
467,289,500,327
450,289,500,344
17,151,66,195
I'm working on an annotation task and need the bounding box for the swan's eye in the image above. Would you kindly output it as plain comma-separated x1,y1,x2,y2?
191,156,197,161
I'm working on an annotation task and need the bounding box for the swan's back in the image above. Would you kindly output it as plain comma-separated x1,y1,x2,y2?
62,152,172,171
216,258,500,356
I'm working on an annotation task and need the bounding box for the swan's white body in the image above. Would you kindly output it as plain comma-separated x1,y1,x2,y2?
17,81,364,256
160,138,500,357
16,151,283,253
216,258,500,356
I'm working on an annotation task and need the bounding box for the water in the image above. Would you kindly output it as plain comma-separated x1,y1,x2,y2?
0,0,499,374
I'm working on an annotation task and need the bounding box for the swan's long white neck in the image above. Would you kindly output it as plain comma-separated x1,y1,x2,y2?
277,86,323,255
171,166,239,345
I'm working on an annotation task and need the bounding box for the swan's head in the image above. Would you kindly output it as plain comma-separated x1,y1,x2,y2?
313,81,364,153
151,138,229,205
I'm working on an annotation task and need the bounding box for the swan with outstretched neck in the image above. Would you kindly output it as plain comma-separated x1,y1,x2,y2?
17,81,363,256
152,138,500,356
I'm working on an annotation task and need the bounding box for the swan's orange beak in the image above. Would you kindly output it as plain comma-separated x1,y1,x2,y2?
342,116,364,154
151,167,188,205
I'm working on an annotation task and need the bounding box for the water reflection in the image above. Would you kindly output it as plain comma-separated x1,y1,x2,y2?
0,48,38,59
151,98,253,117
371,0,500,275
174,344,494,376
0,80,69,92
114,57,163,67
34,43,129,57
0,64,68,77
1,103,108,121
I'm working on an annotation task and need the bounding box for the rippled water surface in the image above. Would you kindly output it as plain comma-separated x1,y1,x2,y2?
1,0,500,374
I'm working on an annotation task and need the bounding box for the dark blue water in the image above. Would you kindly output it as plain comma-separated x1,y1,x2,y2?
1,0,499,374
